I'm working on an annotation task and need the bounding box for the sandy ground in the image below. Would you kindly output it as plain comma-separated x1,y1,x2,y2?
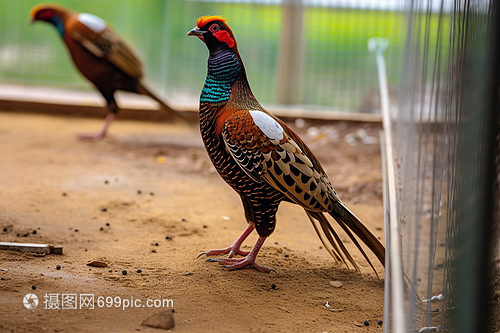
0,111,386,333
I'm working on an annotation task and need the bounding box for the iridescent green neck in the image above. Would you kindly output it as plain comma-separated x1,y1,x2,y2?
200,48,241,104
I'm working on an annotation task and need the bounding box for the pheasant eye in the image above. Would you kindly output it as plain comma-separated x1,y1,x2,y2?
209,24,220,33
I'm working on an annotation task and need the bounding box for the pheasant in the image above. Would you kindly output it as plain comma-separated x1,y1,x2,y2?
30,4,190,141
187,16,385,274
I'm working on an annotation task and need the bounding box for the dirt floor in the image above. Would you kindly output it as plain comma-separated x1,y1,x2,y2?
0,111,386,333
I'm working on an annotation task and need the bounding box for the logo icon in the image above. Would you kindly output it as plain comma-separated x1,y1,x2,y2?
23,293,39,309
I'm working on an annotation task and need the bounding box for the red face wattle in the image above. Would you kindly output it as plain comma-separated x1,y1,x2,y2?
209,23,235,49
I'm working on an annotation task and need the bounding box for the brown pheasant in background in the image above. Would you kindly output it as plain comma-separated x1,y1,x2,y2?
30,4,190,141
187,16,385,274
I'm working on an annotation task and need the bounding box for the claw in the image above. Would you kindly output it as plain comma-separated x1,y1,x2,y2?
206,258,218,262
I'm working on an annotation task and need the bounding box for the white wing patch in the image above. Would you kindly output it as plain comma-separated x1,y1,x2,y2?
249,111,284,141
78,13,107,33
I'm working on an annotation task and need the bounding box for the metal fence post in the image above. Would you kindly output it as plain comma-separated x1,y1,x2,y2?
277,0,303,105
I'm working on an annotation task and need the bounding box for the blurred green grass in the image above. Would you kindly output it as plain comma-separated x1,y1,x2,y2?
0,1,449,110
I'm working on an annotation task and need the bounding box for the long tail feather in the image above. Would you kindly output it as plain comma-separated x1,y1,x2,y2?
135,81,193,125
332,202,386,266
305,202,385,277
305,210,349,267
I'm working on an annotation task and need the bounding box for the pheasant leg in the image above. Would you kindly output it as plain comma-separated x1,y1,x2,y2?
198,224,254,258
208,236,275,273
79,113,115,141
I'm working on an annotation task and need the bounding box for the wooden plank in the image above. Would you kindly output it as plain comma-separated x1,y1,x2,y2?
0,242,51,254
0,83,381,123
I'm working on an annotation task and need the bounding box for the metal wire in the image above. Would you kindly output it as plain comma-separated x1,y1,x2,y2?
393,0,499,331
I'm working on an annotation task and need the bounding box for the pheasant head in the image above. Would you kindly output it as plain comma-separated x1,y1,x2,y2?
187,16,237,53
30,4,73,36
187,16,261,110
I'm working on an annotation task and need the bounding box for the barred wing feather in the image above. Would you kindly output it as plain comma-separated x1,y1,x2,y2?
68,14,144,80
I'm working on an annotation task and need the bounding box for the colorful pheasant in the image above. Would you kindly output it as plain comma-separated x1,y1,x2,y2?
187,16,385,274
30,4,190,140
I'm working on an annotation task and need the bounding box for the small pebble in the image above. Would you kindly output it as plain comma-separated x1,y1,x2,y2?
330,281,343,288
74,229,79,232
184,272,193,276
181,218,187,222
141,310,174,329
32,285,36,290
62,192,67,196
150,192,154,196
32,230,37,235
122,270,127,275
274,242,279,245
137,269,142,273
106,223,110,226
104,180,109,184
271,283,277,289
165,235,170,240
378,320,383,325
100,227,103,231
137,190,142,194
101,208,107,212
23,234,28,237
284,254,289,258
364,321,369,326
3,228,7,232
56,265,61,270
203,225,207,228
155,243,159,246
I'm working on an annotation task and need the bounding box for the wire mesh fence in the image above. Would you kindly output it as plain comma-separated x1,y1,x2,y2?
0,0,404,113
391,0,499,331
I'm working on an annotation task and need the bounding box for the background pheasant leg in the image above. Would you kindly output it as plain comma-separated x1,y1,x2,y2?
79,112,116,141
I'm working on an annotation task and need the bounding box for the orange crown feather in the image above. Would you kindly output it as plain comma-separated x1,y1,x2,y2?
30,3,69,19
196,15,228,28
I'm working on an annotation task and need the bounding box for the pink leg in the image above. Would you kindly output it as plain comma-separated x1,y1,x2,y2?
79,113,116,141
198,224,255,258
208,236,275,273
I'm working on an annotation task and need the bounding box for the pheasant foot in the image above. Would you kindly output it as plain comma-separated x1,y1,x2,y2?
197,224,254,258
206,236,275,273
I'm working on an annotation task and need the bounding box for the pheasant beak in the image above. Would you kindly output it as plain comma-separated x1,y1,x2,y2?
187,27,206,42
